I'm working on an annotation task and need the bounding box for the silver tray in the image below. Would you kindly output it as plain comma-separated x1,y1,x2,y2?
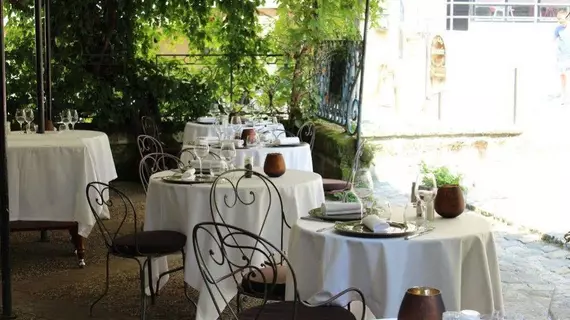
333,221,417,238
161,174,217,185
308,207,361,221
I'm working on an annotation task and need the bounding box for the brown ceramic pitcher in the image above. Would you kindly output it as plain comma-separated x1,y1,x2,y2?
263,153,286,178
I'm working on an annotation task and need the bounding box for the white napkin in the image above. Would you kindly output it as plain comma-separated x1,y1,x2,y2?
361,215,390,233
181,168,196,180
197,117,216,124
321,202,362,216
197,136,219,142
276,137,300,145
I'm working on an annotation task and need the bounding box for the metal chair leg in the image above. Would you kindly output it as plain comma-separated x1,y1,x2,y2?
90,253,111,316
139,259,148,320
147,258,156,305
236,292,242,312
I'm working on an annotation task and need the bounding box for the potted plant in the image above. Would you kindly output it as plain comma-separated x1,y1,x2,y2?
419,162,466,219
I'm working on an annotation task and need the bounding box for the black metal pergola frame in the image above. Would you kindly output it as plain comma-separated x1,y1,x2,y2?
0,0,54,316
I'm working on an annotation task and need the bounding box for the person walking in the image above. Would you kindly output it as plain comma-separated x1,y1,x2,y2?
554,9,570,103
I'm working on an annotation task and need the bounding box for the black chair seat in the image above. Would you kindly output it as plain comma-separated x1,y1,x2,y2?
239,301,355,320
112,230,186,256
240,265,288,300
322,178,351,192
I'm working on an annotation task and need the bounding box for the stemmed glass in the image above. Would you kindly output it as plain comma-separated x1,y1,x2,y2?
220,141,237,169
414,172,437,228
230,116,243,139
352,168,375,220
70,110,79,130
15,109,25,133
60,110,71,131
24,108,34,133
193,141,210,176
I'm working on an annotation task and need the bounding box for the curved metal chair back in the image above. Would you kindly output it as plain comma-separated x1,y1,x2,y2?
139,152,185,193
272,129,296,140
208,169,290,254
296,121,316,150
137,134,164,159
192,221,366,320
86,182,143,255
179,147,221,167
141,116,160,139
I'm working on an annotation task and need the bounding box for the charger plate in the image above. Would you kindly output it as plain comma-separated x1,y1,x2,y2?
308,207,361,221
333,221,417,238
161,174,217,185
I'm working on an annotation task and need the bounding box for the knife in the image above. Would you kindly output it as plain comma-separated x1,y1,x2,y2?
405,227,435,240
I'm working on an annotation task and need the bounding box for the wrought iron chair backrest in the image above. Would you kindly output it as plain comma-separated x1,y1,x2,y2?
193,221,367,320
139,152,185,193
141,116,160,140
137,134,164,159
296,121,316,150
85,182,144,255
272,129,297,140
192,221,300,319
208,169,290,257
179,147,221,166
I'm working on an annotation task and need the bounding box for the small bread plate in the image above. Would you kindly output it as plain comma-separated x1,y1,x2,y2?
333,221,417,238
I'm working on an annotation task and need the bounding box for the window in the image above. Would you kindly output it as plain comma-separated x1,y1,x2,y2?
446,0,570,30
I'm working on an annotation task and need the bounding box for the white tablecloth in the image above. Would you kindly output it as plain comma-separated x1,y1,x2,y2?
7,130,118,237
183,121,284,144
145,168,325,320
181,143,313,172
286,212,504,319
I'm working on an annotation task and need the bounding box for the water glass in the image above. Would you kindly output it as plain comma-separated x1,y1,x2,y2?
70,110,79,130
24,109,34,133
210,161,228,176
193,141,210,175
352,169,375,220
220,141,237,169
15,109,25,133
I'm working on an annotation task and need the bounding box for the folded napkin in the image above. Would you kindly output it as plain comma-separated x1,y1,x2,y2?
197,117,216,124
276,137,300,145
361,215,390,233
181,168,196,180
321,202,362,216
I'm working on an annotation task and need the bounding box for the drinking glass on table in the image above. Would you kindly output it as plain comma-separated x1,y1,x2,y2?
24,108,35,133
230,116,243,139
414,172,437,228
352,168,375,220
193,141,210,176
15,109,25,133
70,109,79,130
60,110,71,130
220,141,237,169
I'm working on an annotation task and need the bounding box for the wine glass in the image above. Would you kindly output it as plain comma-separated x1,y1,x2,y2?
352,168,375,220
193,141,210,176
70,109,79,130
220,141,237,169
414,172,437,228
15,109,25,133
24,108,34,133
230,116,243,139
60,111,70,130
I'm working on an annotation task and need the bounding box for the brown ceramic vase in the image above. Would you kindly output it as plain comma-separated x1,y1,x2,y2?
45,120,55,131
263,153,286,178
241,128,256,146
397,287,446,320
434,184,465,219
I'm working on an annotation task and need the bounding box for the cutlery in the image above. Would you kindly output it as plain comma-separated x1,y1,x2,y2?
316,226,335,233
405,227,435,240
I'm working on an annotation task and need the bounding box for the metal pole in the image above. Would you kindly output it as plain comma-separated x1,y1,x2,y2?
0,0,15,317
44,0,52,121
513,67,518,125
34,0,45,133
356,0,371,150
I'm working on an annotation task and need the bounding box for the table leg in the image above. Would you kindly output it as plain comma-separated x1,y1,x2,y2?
69,224,86,268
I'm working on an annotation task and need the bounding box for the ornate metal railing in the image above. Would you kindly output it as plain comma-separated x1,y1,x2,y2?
315,40,364,135
155,53,291,115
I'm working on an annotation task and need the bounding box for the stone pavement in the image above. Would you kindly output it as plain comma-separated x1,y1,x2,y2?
373,180,570,319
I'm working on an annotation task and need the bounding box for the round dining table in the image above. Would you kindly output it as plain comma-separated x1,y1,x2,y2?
183,121,284,144
285,212,504,319
181,142,314,172
145,168,325,320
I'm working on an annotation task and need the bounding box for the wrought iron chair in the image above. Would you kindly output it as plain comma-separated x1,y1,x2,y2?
296,121,316,150
272,129,297,140
139,152,185,193
85,182,194,320
322,140,366,201
179,147,221,163
137,134,164,159
193,221,366,320
141,116,160,140
208,169,292,309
